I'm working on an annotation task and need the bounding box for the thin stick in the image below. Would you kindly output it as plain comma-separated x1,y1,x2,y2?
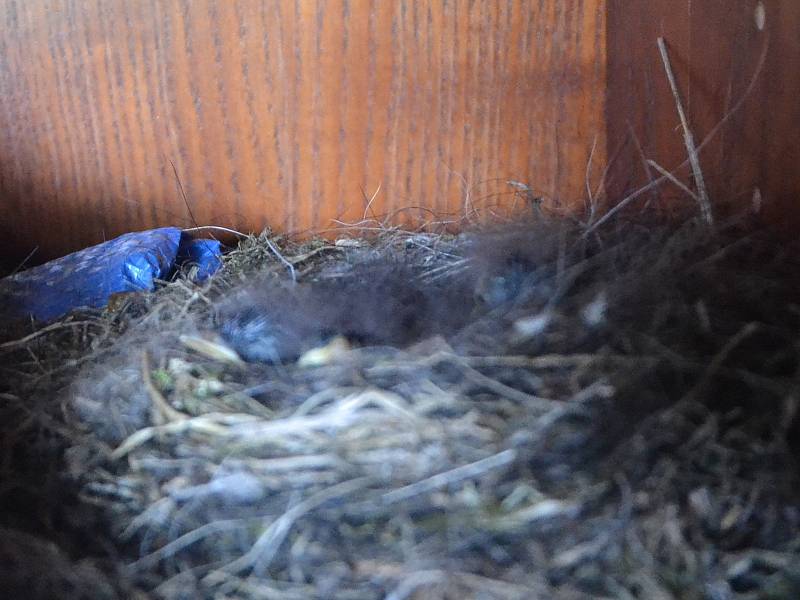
657,37,712,224
170,158,201,229
0,320,103,351
585,135,599,217
592,128,631,209
9,245,39,276
264,236,296,282
646,159,699,201
362,183,382,221
628,121,659,211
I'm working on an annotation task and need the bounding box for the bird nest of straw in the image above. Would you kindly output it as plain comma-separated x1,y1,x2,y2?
1,214,799,599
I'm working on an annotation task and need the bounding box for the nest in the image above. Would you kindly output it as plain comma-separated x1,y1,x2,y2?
2,215,800,599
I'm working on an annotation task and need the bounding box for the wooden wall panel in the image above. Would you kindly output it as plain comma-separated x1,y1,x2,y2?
0,1,606,263
606,1,800,227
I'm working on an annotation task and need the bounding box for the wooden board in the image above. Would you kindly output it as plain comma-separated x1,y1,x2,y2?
606,0,800,228
0,0,606,262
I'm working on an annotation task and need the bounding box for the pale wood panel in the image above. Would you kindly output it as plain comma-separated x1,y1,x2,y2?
0,0,606,262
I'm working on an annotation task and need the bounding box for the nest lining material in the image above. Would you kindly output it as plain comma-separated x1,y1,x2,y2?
1,216,799,599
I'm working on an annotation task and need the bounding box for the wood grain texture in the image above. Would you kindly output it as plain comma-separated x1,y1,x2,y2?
0,0,606,262
606,0,800,227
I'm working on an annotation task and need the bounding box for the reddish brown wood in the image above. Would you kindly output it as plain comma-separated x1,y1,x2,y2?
606,1,800,228
0,1,606,263
5,1,794,267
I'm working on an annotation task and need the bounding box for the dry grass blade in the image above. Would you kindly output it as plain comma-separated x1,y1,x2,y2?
141,351,188,424
213,476,373,577
381,449,516,505
657,37,713,225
